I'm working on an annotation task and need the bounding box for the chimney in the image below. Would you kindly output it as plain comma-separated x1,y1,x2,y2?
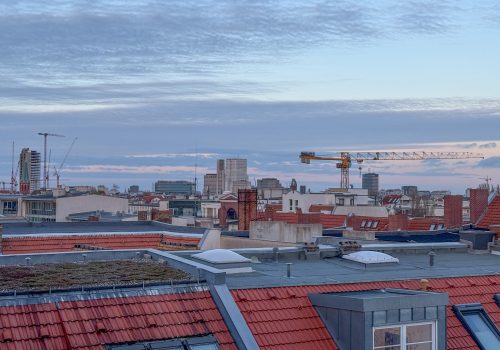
470,188,489,224
444,195,463,229
420,279,429,291
388,213,409,231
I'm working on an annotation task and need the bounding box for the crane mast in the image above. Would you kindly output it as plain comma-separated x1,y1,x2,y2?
38,132,64,189
300,151,484,190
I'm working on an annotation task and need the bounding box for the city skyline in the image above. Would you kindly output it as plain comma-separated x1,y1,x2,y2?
1,1,499,192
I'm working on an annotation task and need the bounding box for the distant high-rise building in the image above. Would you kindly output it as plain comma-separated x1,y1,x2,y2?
224,158,249,194
402,185,418,198
128,185,139,194
154,180,195,195
256,178,284,199
19,148,41,194
203,174,217,195
362,173,379,198
216,159,225,195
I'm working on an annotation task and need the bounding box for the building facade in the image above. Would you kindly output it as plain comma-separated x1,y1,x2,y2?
362,172,379,198
19,148,41,194
154,180,195,195
203,174,217,196
224,158,249,194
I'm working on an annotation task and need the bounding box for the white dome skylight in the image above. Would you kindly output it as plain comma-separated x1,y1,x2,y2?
192,249,251,264
342,251,399,264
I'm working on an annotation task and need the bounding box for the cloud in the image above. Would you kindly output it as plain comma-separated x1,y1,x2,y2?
125,153,220,159
394,1,459,34
64,165,210,174
478,157,500,168
479,142,497,149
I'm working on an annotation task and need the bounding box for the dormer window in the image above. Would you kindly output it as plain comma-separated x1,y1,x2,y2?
374,322,435,350
309,288,447,350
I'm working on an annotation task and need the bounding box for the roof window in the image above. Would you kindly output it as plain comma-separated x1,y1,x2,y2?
361,220,367,228
453,303,500,349
107,336,219,350
372,221,379,229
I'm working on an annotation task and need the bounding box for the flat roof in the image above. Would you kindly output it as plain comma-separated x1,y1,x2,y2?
225,251,500,289
0,259,190,293
0,221,207,236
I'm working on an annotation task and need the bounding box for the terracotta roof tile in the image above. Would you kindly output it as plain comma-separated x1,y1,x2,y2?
477,195,500,228
2,233,200,255
233,275,500,350
0,290,235,350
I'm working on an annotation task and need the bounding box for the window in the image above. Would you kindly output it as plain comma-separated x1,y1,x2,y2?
338,198,345,206
495,295,500,307
372,221,379,229
361,220,367,228
429,224,436,231
366,221,373,228
107,336,219,350
453,304,500,350
373,322,435,350
289,199,293,211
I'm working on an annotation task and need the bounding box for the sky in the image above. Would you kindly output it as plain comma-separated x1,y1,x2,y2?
0,0,499,194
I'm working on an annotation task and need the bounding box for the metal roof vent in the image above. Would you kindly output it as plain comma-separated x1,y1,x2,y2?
342,251,399,265
191,249,253,274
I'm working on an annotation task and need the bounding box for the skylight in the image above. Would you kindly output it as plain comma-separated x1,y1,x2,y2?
342,251,399,264
192,249,251,264
453,304,500,349
107,336,219,350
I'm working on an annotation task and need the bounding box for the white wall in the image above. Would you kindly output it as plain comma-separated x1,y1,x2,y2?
281,189,369,213
56,195,128,222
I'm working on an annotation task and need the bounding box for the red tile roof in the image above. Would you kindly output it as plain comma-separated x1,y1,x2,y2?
319,214,346,228
477,195,500,229
381,194,402,205
2,234,201,255
232,275,500,350
309,205,335,213
0,291,236,350
407,217,444,231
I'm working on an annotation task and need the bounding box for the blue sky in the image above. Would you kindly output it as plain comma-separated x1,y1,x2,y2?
0,0,499,193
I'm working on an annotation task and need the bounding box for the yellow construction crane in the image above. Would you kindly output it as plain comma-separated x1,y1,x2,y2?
300,151,484,190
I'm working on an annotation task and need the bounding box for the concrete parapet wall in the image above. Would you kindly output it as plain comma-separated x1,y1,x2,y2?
250,221,322,243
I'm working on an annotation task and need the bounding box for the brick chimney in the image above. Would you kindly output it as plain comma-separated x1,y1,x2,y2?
388,213,409,231
444,195,463,229
469,188,489,224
